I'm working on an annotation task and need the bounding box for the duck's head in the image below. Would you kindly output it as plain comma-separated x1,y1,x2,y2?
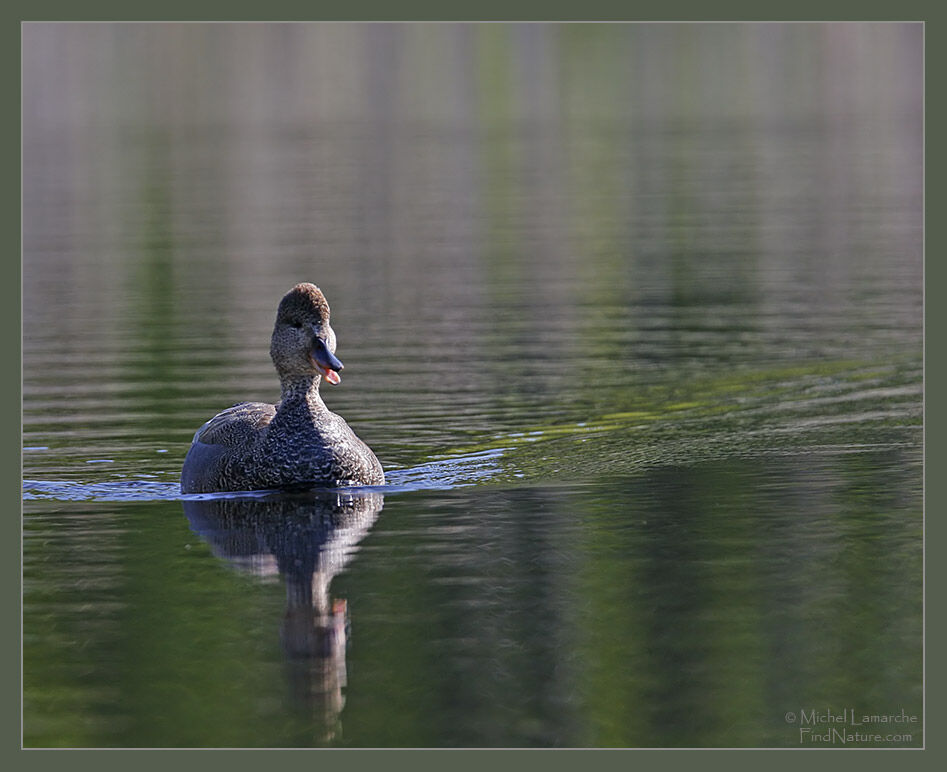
270,283,344,386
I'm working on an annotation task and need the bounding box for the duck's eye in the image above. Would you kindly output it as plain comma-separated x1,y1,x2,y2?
290,320,303,329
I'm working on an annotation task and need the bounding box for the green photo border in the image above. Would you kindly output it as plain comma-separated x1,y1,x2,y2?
6,3,938,770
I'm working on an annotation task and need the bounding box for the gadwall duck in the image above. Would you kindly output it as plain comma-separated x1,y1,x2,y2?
180,283,384,493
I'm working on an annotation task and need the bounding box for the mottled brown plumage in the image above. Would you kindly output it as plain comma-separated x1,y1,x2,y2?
181,283,384,493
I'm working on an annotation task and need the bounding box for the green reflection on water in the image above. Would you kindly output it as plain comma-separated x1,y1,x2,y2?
22,22,922,748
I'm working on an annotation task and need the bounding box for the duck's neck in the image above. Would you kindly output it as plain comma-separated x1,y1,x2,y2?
278,374,326,412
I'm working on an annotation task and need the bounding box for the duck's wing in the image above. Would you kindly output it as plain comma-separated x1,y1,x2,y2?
191,401,277,447
181,402,277,494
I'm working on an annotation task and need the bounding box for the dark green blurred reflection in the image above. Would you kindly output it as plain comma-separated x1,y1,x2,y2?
23,23,921,747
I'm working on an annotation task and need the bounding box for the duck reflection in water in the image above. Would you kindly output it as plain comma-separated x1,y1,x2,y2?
182,489,384,742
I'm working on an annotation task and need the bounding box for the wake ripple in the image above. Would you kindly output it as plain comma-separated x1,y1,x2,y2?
22,449,510,502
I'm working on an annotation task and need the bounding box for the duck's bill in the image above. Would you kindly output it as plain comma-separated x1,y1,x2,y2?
311,337,344,385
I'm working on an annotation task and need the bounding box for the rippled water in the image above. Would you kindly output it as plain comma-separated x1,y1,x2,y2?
23,23,923,747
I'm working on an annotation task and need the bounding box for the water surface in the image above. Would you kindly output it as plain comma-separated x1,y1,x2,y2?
22,22,922,748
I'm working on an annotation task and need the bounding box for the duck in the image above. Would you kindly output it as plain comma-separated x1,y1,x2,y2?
180,283,385,493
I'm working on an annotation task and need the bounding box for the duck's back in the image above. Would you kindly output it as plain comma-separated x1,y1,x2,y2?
181,400,385,493
180,401,276,493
